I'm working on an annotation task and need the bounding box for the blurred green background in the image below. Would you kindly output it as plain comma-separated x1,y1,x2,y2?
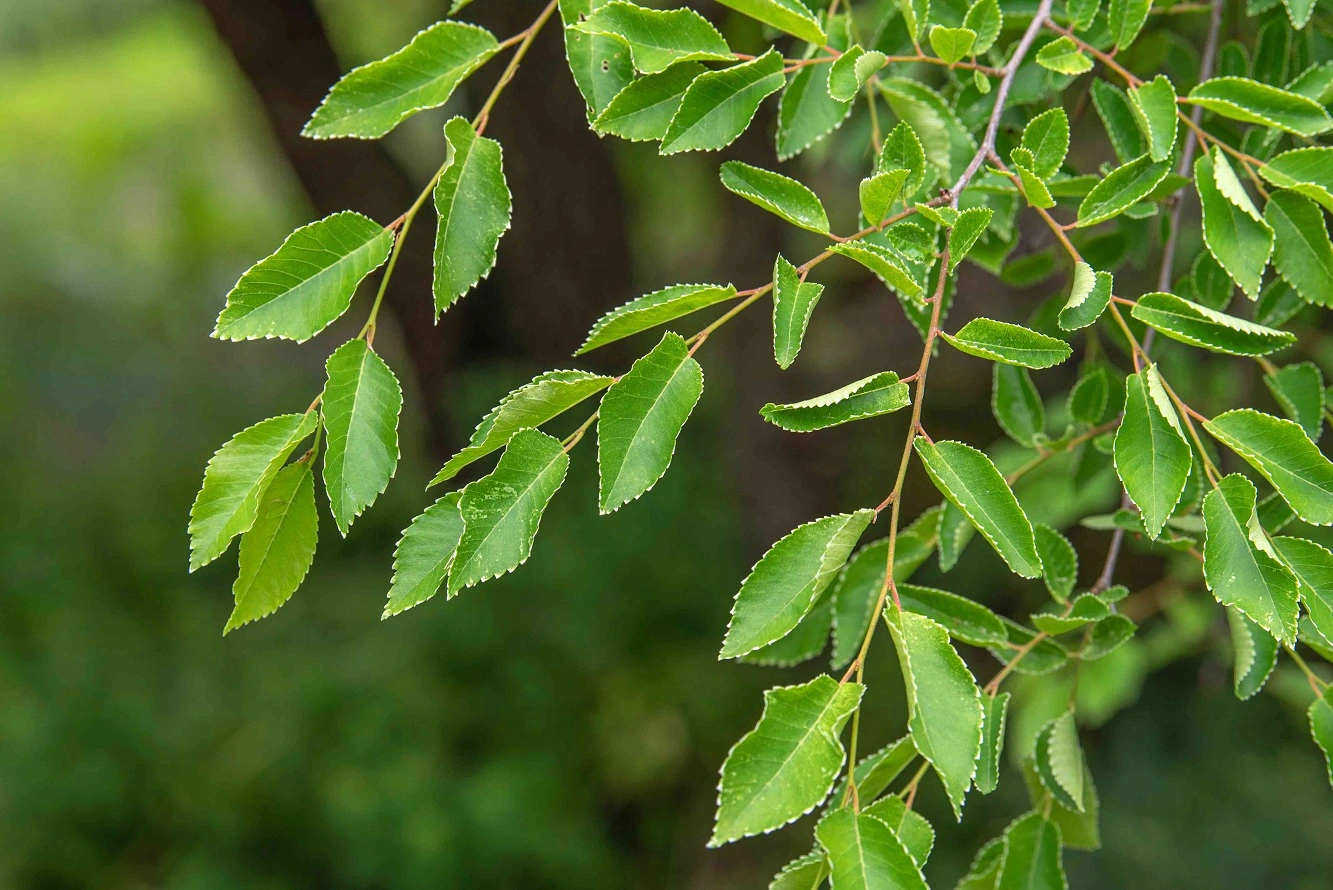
2,0,1331,887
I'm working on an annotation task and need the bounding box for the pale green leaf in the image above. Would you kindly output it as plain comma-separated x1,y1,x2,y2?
929,27,977,65
942,318,1072,369
715,0,826,44
1113,365,1191,539
838,735,920,803
1205,410,1333,526
1129,292,1295,355
993,364,1045,448
1077,154,1172,227
563,0,635,121
213,212,394,343
828,45,887,102
575,2,732,73
817,807,928,890
1014,164,1055,209
899,584,1007,647
1107,0,1150,49
879,121,928,202
227,462,317,633
1021,758,1099,850
711,675,863,845
761,372,909,433
1227,607,1279,700
188,412,318,571
593,61,706,141
448,428,569,596
964,0,1003,54
1185,77,1333,137
1196,150,1273,298
1034,524,1078,603
1021,108,1069,180
899,0,931,42
721,510,874,658
1259,147,1333,213
956,839,1006,890
1284,0,1316,27
832,241,923,299
322,339,403,536
1036,37,1092,75
577,282,737,354
660,49,785,154
996,813,1065,890
1031,594,1111,634
433,117,512,314
1274,536,1333,648
860,169,912,226
915,439,1043,578
773,254,825,369
770,852,829,890
1265,190,1333,308
862,795,935,866
949,208,993,270
1034,712,1085,812
1128,75,1178,162
720,161,829,233
598,332,704,513
384,492,464,618
878,78,977,182
1057,262,1113,331
302,22,499,139
741,595,834,667
975,692,1010,794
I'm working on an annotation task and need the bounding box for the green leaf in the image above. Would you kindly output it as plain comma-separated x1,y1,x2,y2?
1201,473,1299,643
1264,190,1333,308
1034,711,1085,812
430,370,612,485
1259,147,1333,213
1091,80,1147,163
993,364,1045,448
1021,109,1070,180
1113,365,1191,539
227,462,318,633
1106,0,1151,49
949,208,993,270
860,169,912,226
769,852,829,890
828,46,887,102
1035,524,1078,603
830,509,940,669
832,241,923,299
1256,278,1304,327
898,0,931,42
1309,687,1333,789
1196,150,1273,299
1274,537,1333,648
1077,154,1172,227
879,121,928,203
975,692,1010,794
776,22,854,161
1021,758,1099,849
1185,77,1333,137
593,61,706,141
302,22,499,139
898,584,1008,647
956,839,1006,890
321,339,403,536
188,412,317,571
862,796,935,866
996,813,1065,890
447,428,569,596
741,595,834,667
879,78,977,183
1128,75,1178,162
598,332,704,513
839,735,920,803
887,609,984,819
720,161,829,233
575,2,732,73
1080,614,1136,660
1032,593,1112,634
761,372,911,433
721,510,874,658
1058,262,1113,331
942,319,1072,369
1129,292,1295,355
660,49,785,154
1014,164,1055,209
1036,37,1092,75
1227,607,1279,700
772,255,825,369
577,282,737,354
1067,366,1110,425
990,617,1070,675
1205,410,1333,526
963,0,1003,54
1191,249,1235,310
433,117,512,314
213,212,394,343
817,807,929,890
929,27,977,65
915,439,1043,578
563,0,636,121
384,493,464,618
1284,0,1316,28
715,0,826,45
711,675,863,845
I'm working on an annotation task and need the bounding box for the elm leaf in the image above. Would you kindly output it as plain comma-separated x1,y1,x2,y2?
1128,75,1179,162
577,283,737,354
817,807,928,890
761,372,910,432
1113,365,1191,539
322,339,403,536
720,161,830,233
714,0,826,45
1130,292,1295,355
1196,149,1273,298
433,117,512,314
1077,154,1172,227
1204,410,1333,525
575,2,732,73
1058,262,1113,331
772,254,825,369
1264,190,1333,308
942,319,1072,369
384,493,464,617
227,462,318,633
593,61,707,141
660,49,785,154
1185,77,1333,137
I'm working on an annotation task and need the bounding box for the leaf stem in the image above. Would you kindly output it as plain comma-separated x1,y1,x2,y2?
1288,646,1330,694
473,0,560,137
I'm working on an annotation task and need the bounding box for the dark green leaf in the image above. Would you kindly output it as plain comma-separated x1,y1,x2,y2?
761,372,911,432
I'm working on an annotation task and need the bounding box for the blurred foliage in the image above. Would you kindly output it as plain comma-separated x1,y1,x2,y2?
1,1,1331,887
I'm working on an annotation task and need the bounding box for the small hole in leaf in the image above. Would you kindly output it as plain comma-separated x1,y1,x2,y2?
601,60,610,71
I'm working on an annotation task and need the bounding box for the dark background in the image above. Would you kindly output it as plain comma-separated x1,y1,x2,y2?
2,0,1332,886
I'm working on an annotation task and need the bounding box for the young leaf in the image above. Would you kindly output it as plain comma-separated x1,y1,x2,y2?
714,0,827,45
660,49,785,154
1034,711,1085,812
1196,150,1273,299
996,813,1065,890
769,852,828,890
1014,164,1056,209
577,283,737,354
384,492,464,618
1077,154,1172,227
719,161,830,233
721,510,874,658
898,584,1008,647
929,27,977,65
1107,0,1151,49
1113,365,1191,539
898,0,931,42
593,61,707,141
1264,190,1333,307
1202,474,1299,643
433,117,512,314
993,364,1045,448
430,370,612,485
447,428,569,596
711,675,863,845
1129,292,1295,355
886,609,985,820
817,807,929,890
879,121,928,202
1091,80,1147,163
598,332,704,513
1036,37,1092,75
1031,594,1111,634
975,692,1010,794
1058,263,1113,331
772,255,825,369
964,0,1003,54
1259,147,1333,212
831,241,923,299
1035,524,1078,603
862,796,935,866
213,212,394,343
828,46,887,102
1227,607,1279,700
1128,75,1179,162
322,339,403,536
942,319,1072,369
760,372,911,432
563,0,636,121
860,168,912,226
227,462,318,633
949,208,993,270
1068,366,1111,425
188,412,318,571
1274,537,1333,648
915,440,1043,578
1310,687,1333,789
1021,108,1070,180
990,617,1070,675
1184,77,1333,137
1205,410,1333,526
574,2,732,73
302,22,499,139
